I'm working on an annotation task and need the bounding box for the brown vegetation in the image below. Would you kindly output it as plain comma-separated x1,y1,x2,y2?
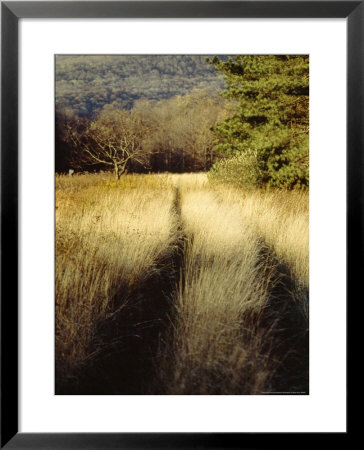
55,173,178,391
56,173,309,394
56,89,228,174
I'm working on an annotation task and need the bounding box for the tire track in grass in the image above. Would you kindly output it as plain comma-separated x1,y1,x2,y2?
158,187,278,394
56,176,308,395
158,184,308,395
257,241,309,394
57,185,184,395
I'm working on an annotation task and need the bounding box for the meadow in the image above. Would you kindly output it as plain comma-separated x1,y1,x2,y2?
56,172,309,394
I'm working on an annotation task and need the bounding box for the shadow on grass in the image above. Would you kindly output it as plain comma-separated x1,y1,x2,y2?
55,250,182,395
257,242,309,394
56,187,185,395
56,189,308,395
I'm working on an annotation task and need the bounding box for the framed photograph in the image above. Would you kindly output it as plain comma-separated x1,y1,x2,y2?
1,1,354,448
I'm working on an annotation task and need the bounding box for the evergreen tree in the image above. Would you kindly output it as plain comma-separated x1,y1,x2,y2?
208,55,309,188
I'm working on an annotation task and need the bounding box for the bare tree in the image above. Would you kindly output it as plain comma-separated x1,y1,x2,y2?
167,90,228,171
66,105,152,179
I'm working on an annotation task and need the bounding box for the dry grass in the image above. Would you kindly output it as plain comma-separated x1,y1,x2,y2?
56,172,178,385
56,172,309,393
160,185,275,394
216,186,309,319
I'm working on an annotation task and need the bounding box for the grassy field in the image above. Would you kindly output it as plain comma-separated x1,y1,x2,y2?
56,172,309,394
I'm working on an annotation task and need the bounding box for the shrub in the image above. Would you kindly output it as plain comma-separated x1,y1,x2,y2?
208,150,264,189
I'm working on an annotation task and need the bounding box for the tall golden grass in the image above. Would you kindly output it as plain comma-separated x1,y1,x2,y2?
56,172,309,393
162,187,274,394
56,173,178,386
217,186,309,319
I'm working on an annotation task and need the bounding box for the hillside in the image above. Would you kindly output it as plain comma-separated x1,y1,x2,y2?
56,55,226,116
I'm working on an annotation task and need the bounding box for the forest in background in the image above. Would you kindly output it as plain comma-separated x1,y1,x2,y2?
56,55,229,175
56,55,309,394
56,55,226,114
56,55,309,190
56,89,228,174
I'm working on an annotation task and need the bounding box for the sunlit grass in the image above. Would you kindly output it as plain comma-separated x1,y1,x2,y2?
217,186,309,319
56,172,309,393
160,185,275,394
56,173,178,383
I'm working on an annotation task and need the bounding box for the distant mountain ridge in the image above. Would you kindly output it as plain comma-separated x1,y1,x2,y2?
56,55,227,116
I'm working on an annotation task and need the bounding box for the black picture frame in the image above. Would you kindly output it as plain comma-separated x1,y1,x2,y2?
1,1,355,448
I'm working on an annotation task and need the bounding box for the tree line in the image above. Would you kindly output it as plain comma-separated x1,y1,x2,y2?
56,55,309,189
56,89,228,176
208,55,309,189
56,55,226,116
